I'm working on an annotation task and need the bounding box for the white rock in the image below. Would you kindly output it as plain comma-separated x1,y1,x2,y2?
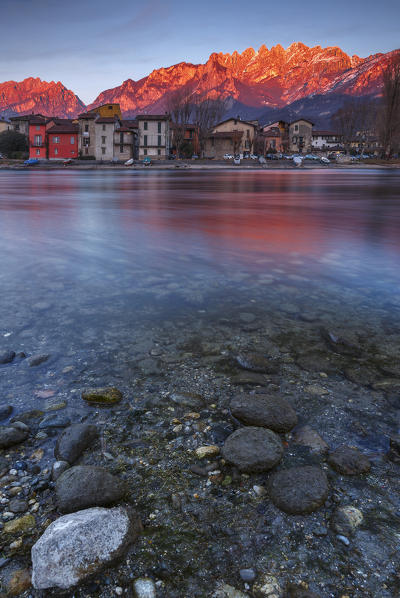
213,583,250,597
253,575,282,598
32,507,141,589
133,577,157,598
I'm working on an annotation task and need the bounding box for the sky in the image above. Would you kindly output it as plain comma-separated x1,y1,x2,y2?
1,0,399,104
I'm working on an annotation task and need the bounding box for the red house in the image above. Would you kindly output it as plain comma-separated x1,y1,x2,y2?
28,115,48,159
47,122,79,160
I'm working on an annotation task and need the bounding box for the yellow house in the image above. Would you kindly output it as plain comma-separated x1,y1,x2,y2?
88,103,122,119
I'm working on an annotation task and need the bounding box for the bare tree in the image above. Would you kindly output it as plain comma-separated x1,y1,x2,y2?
193,96,227,157
379,53,400,158
331,100,361,154
331,98,378,155
167,86,194,157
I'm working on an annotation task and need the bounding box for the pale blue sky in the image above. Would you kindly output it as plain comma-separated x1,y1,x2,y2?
1,0,399,104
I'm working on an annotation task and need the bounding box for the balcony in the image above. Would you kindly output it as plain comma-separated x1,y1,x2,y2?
83,132,89,137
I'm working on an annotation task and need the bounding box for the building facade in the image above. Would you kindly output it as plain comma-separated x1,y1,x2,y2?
312,131,343,150
28,116,48,159
204,117,257,158
136,115,170,159
0,116,11,133
47,122,79,160
289,119,313,153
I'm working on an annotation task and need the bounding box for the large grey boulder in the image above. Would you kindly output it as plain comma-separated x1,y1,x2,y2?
230,394,297,433
0,422,29,449
55,423,98,464
31,506,141,589
56,465,125,513
268,466,329,514
222,427,283,473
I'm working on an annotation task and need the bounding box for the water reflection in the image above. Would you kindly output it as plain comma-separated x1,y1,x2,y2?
0,169,399,311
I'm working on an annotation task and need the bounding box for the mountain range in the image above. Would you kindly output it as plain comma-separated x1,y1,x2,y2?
1,43,399,126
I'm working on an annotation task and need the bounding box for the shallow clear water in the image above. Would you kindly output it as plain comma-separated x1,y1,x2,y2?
0,169,399,414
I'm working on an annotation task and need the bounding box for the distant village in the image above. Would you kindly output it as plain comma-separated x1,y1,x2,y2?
0,102,381,162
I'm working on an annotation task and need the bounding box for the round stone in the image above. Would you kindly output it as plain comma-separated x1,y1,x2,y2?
236,352,279,374
327,446,371,475
331,506,363,536
222,427,283,473
230,394,297,433
268,466,329,514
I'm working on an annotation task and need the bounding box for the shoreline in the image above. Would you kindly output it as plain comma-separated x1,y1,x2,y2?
1,162,400,171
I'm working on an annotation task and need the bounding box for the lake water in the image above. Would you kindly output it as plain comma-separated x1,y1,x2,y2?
1,169,400,597
1,170,400,404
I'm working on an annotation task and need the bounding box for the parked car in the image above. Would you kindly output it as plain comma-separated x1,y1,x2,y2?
275,153,283,159
167,154,176,160
191,155,199,160
250,154,258,160
223,153,233,160
304,154,319,161
266,153,279,160
234,155,241,165
0,153,3,159
320,156,330,164
143,156,151,166
24,158,39,166
283,154,293,160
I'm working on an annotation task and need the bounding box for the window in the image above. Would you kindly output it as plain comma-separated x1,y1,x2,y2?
120,132,124,144
15,125,20,131
158,149,161,156
85,147,88,155
144,135,148,147
70,136,75,144
54,147,58,155
102,136,106,144
108,106,112,110
120,145,123,153
53,136,59,144
84,124,89,132
36,149,40,155
34,135,42,146
158,135,161,146
83,137,90,146
158,122,161,133
36,125,40,131
102,147,106,155
294,124,299,132
144,122,148,130
144,149,147,155
102,124,106,131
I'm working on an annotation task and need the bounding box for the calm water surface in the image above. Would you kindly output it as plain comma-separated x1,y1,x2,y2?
0,169,399,412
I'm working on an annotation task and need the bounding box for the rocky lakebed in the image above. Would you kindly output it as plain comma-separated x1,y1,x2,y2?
0,290,400,598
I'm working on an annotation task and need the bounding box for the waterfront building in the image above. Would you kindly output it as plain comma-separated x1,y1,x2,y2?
136,114,171,159
47,121,79,160
28,115,48,159
204,117,258,158
312,130,343,150
289,119,314,153
0,116,12,133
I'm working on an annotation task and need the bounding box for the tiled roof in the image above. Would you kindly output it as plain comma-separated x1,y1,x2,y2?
96,117,118,124
11,113,46,122
78,112,97,119
289,119,314,125
136,114,170,120
214,117,258,128
116,127,133,133
47,123,79,134
121,120,138,129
